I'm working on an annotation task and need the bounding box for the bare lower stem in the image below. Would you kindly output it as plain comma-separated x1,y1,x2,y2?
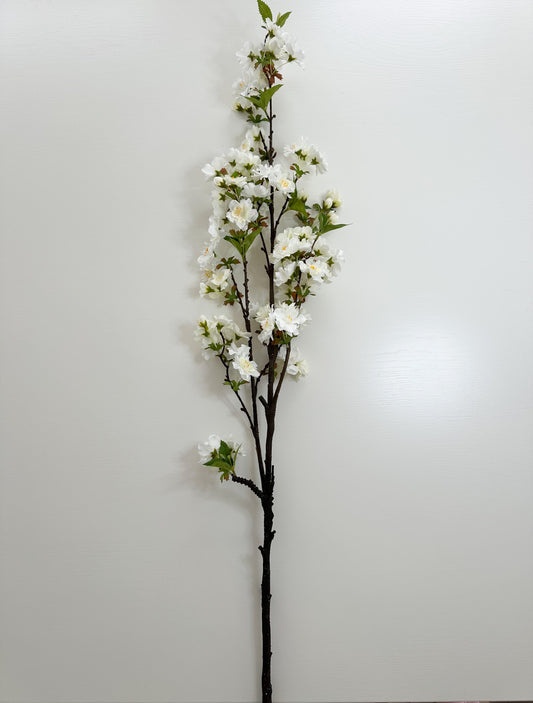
260,486,275,703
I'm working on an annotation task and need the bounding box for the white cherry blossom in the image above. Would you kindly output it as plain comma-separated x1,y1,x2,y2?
228,344,260,382
274,260,297,287
255,304,277,344
272,226,313,262
227,198,258,230
270,170,295,195
273,302,310,337
242,182,269,199
197,242,216,271
298,256,330,283
281,346,309,378
198,434,222,463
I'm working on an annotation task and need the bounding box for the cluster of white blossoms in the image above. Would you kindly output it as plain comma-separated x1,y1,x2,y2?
198,127,268,301
198,124,332,304
228,343,260,382
253,163,295,194
272,225,313,262
233,17,304,114
199,266,232,300
255,302,310,344
197,434,244,481
283,137,327,175
271,191,344,299
194,315,250,360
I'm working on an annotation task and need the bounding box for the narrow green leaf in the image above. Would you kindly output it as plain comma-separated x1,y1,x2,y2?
257,0,273,21
242,228,262,255
320,223,348,234
244,84,283,113
276,11,291,27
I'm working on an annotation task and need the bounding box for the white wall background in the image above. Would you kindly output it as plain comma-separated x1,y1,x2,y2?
1,0,533,701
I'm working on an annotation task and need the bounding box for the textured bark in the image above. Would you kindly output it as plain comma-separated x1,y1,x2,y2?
260,493,274,703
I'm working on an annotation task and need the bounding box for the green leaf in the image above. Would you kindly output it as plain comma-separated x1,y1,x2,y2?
245,94,263,109
224,234,244,256
218,442,232,461
244,84,283,113
276,11,291,27
259,83,283,108
257,0,273,21
320,222,348,234
287,197,308,217
242,227,262,255
204,457,233,471
279,332,293,346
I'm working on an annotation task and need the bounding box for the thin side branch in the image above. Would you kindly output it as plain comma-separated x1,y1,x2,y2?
217,350,255,432
259,129,269,156
231,473,263,499
229,265,247,322
258,361,270,379
260,230,271,269
273,343,291,406
242,254,252,332
273,196,289,232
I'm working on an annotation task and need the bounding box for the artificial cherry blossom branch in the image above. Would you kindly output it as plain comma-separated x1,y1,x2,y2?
195,5,346,701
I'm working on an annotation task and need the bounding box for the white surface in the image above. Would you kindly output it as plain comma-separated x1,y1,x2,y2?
1,0,533,701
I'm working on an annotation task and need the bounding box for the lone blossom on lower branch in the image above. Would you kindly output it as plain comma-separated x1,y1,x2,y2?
194,2,347,701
